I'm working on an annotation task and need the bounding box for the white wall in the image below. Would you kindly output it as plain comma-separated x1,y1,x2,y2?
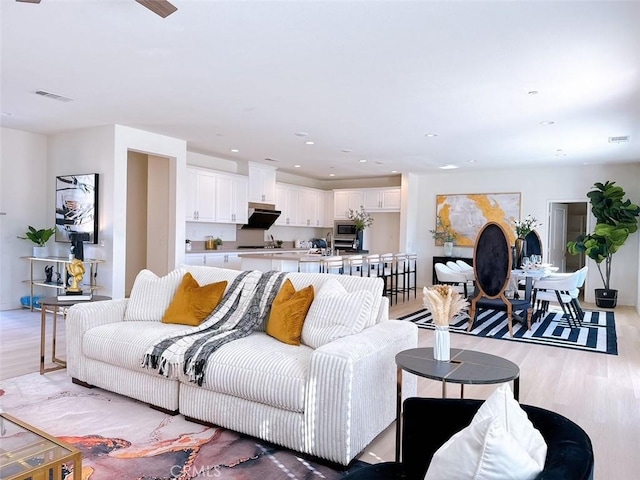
411,163,640,306
0,128,48,310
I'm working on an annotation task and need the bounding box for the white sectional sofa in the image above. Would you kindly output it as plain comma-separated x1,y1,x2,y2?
66,265,418,466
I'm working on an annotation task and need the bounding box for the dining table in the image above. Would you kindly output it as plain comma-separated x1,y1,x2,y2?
510,265,559,301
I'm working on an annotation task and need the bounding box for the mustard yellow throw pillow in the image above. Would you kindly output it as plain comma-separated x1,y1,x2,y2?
161,273,227,326
266,279,315,345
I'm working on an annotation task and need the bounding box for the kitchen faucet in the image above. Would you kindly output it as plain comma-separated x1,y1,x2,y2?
326,231,333,255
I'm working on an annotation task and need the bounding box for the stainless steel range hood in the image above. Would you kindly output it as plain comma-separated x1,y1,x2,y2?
241,202,281,230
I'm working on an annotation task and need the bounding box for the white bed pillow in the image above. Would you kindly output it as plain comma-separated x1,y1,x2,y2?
124,268,186,321
301,277,374,348
424,415,542,480
472,384,547,469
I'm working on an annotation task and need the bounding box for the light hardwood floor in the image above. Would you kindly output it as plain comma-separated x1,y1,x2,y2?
1,299,639,479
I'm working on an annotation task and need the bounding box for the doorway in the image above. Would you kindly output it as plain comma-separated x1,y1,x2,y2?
548,201,588,274
125,152,171,296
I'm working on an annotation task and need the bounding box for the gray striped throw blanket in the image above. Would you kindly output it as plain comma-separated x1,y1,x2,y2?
142,270,287,386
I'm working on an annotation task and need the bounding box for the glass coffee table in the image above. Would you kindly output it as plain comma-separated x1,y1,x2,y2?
394,347,520,461
0,412,82,479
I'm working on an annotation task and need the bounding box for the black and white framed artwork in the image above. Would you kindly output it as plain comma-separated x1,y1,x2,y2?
55,173,99,243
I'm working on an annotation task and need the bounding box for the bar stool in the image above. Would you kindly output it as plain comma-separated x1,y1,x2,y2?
406,253,418,299
321,256,344,274
393,253,409,303
380,253,396,304
344,255,364,276
363,253,382,277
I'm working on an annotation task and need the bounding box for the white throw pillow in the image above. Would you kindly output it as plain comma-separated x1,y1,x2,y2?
301,278,374,348
424,416,542,480
472,384,547,469
124,268,186,321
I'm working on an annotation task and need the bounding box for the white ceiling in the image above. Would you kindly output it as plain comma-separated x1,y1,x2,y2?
2,0,639,180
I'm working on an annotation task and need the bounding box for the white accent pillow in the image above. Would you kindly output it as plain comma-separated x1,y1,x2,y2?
472,384,547,469
424,416,542,480
124,268,186,321
301,278,374,348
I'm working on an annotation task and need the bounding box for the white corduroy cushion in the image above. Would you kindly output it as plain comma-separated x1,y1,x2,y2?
301,278,374,348
188,332,313,413
424,416,542,480
472,384,547,468
124,269,186,321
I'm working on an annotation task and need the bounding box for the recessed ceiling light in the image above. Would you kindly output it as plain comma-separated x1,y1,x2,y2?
359,159,367,163
294,164,301,168
425,133,438,138
329,173,336,177
468,159,477,163
294,132,308,137
1,112,12,117
439,165,459,170
391,170,398,174
341,149,353,153
375,161,384,165
540,121,555,126
305,141,315,145
230,149,239,153
528,90,539,95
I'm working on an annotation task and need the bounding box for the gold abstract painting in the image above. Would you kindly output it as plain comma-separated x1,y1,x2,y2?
435,193,521,246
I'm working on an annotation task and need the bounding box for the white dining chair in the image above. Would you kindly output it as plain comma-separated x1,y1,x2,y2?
532,269,583,327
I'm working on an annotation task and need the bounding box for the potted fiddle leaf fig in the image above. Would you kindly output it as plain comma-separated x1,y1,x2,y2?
567,181,640,308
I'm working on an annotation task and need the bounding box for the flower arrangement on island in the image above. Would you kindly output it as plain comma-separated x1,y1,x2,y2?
514,214,541,239
347,206,374,231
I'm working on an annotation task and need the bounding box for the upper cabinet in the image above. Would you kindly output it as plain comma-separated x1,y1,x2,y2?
363,187,402,211
186,167,248,224
186,167,217,222
334,187,401,218
334,190,365,219
215,173,249,224
248,162,277,204
275,182,331,228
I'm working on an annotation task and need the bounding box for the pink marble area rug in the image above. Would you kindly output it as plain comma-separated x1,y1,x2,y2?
0,371,366,479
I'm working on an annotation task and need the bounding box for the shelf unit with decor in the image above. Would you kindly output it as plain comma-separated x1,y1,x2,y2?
22,256,104,311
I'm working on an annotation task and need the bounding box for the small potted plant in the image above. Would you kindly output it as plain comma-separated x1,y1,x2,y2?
567,181,640,308
430,215,457,256
19,226,56,257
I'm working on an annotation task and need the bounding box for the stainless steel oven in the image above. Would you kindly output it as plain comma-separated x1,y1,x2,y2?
333,220,357,249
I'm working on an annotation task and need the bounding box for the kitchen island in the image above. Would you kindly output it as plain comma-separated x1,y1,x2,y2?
239,251,363,273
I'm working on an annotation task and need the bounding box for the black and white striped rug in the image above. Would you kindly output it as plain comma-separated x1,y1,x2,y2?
399,308,618,355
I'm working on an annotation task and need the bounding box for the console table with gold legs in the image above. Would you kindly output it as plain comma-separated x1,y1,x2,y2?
39,295,111,374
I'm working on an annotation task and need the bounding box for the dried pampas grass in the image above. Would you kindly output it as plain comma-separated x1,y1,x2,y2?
423,284,469,326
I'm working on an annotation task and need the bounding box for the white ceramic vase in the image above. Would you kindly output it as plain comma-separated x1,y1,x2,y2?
32,246,49,258
434,325,451,361
443,241,454,257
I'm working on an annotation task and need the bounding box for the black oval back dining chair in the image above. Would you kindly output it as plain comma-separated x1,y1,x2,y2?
469,222,532,336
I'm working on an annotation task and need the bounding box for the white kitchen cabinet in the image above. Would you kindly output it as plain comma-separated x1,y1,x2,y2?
276,183,328,227
363,187,401,212
248,163,277,204
184,254,206,265
205,252,241,270
334,190,365,219
215,173,248,224
186,167,216,222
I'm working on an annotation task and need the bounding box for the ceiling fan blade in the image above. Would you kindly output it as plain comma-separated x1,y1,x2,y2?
16,0,42,3
134,0,177,18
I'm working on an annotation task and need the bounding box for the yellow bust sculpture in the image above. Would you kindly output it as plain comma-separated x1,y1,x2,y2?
67,258,85,292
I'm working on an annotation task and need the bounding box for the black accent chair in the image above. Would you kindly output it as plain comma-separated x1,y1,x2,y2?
469,222,532,336
525,229,543,259
343,397,594,480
